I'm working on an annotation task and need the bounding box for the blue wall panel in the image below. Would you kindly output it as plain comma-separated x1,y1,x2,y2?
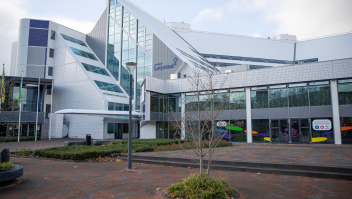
30,20,49,29
28,29,48,47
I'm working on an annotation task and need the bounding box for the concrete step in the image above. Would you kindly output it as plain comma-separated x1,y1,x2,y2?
113,154,352,180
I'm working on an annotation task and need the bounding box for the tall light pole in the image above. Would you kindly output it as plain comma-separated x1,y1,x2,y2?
125,62,137,169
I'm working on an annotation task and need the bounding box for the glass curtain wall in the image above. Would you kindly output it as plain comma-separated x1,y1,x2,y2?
145,29,153,56
251,81,331,109
338,81,352,105
107,17,120,80
341,117,352,144
252,119,270,142
121,33,135,96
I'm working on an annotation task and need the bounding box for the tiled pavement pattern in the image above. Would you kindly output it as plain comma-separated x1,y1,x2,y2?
0,138,83,152
1,157,352,199
134,143,352,168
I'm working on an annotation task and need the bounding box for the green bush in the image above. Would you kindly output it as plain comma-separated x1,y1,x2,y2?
33,144,154,160
15,148,33,156
167,173,236,199
0,162,15,172
0,136,41,142
107,139,185,146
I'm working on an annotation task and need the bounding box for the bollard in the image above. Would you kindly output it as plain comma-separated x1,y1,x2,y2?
86,134,92,146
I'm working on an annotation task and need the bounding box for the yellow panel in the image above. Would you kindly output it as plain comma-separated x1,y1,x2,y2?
263,137,270,141
312,137,328,142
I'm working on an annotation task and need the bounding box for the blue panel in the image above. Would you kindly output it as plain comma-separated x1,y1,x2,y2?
28,29,48,47
30,20,49,29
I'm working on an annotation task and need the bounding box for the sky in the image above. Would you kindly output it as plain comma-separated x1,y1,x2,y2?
0,0,352,75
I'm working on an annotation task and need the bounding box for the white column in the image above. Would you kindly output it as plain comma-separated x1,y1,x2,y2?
246,87,252,143
181,93,185,140
330,80,342,145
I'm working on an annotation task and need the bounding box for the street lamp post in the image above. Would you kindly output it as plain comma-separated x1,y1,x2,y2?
125,62,137,169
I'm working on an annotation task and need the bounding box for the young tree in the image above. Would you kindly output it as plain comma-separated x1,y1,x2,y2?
168,67,243,175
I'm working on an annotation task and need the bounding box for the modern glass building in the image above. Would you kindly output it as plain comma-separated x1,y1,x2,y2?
9,0,352,144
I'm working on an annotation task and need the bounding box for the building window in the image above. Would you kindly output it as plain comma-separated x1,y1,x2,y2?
50,30,55,40
48,67,53,76
70,47,98,61
49,48,54,58
47,88,51,95
252,119,270,142
107,123,114,134
61,34,87,46
94,80,123,93
108,102,129,111
269,88,288,108
45,104,51,118
338,80,352,105
309,85,331,106
251,90,268,109
82,63,110,76
340,117,352,144
288,87,309,107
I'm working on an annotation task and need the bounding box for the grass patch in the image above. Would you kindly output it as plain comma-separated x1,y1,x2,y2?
0,162,15,172
153,140,232,152
167,173,237,199
31,139,233,161
0,136,41,143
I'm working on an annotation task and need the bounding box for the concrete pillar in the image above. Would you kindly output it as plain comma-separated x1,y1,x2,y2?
330,80,342,145
181,93,185,140
246,87,252,143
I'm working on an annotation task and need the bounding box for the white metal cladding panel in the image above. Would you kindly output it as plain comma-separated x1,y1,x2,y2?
64,115,104,139
145,58,352,93
146,76,164,93
10,41,18,76
332,59,352,79
246,61,333,86
50,113,64,138
176,31,295,60
296,33,352,62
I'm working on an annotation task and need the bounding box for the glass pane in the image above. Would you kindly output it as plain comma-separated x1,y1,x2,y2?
291,120,300,143
338,79,352,84
311,118,334,144
280,120,289,143
229,92,246,109
150,92,159,112
251,90,268,109
271,120,279,143
289,83,307,87
251,86,267,90
338,84,352,105
252,119,269,142
269,88,288,108
289,87,309,107
301,119,310,143
341,117,352,144
309,85,331,106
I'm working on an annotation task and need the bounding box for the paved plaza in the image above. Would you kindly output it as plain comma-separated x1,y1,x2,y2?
1,140,352,198
0,138,82,152
134,143,352,168
1,156,352,199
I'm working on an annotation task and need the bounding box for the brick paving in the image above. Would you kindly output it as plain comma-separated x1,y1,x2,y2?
1,157,352,199
135,143,352,168
0,138,83,152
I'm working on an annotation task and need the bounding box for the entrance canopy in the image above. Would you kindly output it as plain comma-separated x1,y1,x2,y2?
55,109,140,117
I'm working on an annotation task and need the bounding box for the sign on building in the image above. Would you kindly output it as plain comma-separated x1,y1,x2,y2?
312,119,332,131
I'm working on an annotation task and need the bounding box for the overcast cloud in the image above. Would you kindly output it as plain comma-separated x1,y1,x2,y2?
1,0,351,75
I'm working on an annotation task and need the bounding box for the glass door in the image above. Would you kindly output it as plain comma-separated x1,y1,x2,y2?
114,123,122,139
280,120,289,143
270,119,289,143
271,120,280,143
300,119,311,143
291,120,300,143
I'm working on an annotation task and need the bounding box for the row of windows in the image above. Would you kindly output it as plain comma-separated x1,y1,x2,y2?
150,79,352,114
202,54,293,64
94,80,123,93
209,62,272,69
251,82,332,109
70,47,98,61
82,63,110,76
108,102,129,111
150,93,182,113
61,34,87,47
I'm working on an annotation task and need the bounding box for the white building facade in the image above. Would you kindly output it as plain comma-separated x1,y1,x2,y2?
10,0,352,144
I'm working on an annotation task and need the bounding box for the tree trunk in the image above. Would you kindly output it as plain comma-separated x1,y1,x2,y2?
200,155,203,175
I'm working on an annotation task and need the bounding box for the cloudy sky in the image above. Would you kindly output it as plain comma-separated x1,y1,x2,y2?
1,0,351,75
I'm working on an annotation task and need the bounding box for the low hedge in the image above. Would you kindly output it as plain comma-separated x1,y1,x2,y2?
33,144,154,160
0,136,41,142
107,139,185,146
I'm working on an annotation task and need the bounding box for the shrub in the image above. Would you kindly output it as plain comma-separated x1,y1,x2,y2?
167,173,236,199
0,136,41,143
15,148,33,156
0,162,15,172
33,144,154,160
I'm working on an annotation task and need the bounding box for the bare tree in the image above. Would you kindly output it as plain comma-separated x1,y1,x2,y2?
168,67,243,175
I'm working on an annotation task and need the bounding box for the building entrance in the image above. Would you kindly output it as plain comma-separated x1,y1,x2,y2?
270,119,311,144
